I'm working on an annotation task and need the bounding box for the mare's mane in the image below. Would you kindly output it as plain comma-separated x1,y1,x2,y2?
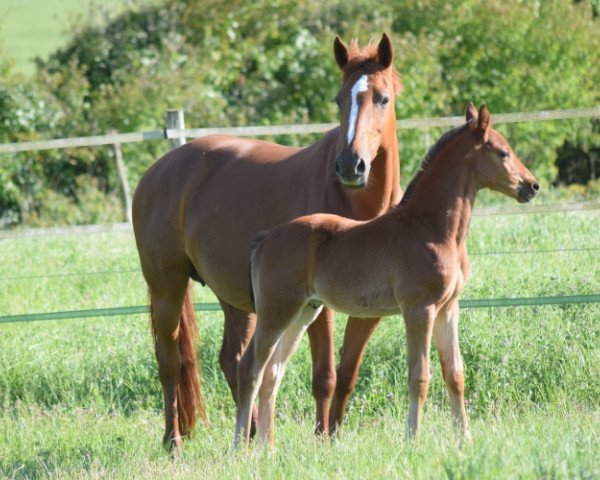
342,39,402,94
398,120,475,207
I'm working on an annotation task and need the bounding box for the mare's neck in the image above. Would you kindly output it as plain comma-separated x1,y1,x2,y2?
344,117,400,219
404,142,478,249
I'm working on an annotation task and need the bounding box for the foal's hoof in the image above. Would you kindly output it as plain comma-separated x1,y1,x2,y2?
460,430,473,445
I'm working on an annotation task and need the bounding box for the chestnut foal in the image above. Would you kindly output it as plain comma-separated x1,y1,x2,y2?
236,104,539,447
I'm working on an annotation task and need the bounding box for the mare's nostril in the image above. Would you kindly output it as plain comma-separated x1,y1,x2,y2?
532,183,540,191
357,159,366,174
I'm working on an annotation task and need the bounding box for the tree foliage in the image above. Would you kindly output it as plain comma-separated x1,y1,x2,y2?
0,0,598,227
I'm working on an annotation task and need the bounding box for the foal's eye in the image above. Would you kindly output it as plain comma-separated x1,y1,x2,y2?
380,96,390,106
499,150,510,160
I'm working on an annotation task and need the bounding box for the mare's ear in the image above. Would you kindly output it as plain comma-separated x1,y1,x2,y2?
377,33,393,69
334,36,350,70
478,104,492,142
465,102,478,123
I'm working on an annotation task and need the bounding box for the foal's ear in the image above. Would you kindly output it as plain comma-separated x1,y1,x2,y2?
334,36,350,70
377,33,393,69
478,104,492,141
465,102,478,123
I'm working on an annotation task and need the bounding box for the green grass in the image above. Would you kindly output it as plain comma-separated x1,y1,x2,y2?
0,191,599,478
0,0,147,75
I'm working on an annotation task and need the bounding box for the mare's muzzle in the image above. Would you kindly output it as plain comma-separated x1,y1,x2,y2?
335,150,369,188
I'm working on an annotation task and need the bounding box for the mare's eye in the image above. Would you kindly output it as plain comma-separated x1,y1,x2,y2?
380,96,390,106
499,150,510,160
335,97,342,108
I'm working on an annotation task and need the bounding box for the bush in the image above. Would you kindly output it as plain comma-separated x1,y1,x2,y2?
0,0,598,228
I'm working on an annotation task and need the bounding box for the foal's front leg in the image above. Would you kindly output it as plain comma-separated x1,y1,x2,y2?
403,305,435,438
433,301,471,440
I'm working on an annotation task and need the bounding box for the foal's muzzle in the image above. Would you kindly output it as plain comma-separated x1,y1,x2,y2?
517,180,540,203
335,150,369,188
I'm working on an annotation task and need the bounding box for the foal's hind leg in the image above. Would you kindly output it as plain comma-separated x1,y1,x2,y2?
306,308,336,435
329,316,382,435
218,300,258,437
259,306,323,445
433,301,471,440
149,271,191,450
235,304,302,449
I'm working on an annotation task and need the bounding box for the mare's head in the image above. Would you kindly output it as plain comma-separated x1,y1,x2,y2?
466,103,539,202
333,33,401,188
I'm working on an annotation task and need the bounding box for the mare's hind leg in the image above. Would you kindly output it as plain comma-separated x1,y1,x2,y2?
259,306,323,445
433,301,471,440
329,316,382,435
149,270,191,450
306,308,336,435
218,300,258,438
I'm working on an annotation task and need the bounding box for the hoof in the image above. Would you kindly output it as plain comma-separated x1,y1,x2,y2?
163,433,183,453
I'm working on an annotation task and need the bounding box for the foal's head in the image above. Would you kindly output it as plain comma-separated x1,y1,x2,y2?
466,103,539,202
333,33,401,188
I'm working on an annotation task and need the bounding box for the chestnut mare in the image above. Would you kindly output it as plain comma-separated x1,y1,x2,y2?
236,104,539,447
132,34,402,450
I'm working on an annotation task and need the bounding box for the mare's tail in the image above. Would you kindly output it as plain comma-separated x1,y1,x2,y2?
177,284,208,435
150,283,209,438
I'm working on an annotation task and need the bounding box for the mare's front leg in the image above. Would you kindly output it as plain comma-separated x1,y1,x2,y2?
307,308,336,435
433,300,471,440
329,316,382,435
259,306,323,445
218,300,258,438
403,305,435,438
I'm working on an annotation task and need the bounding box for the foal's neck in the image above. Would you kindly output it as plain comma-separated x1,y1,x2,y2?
405,142,477,250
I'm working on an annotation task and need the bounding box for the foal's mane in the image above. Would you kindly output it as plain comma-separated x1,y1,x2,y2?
342,39,402,94
399,120,475,207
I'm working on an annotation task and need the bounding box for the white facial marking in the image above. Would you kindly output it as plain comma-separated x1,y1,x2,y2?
347,74,369,146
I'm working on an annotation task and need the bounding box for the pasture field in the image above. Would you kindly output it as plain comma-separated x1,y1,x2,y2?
0,0,141,75
0,193,599,478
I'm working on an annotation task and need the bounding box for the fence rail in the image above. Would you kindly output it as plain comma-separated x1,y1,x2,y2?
1,294,599,325
0,106,598,154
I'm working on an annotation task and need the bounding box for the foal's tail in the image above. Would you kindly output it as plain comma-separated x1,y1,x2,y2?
249,231,268,311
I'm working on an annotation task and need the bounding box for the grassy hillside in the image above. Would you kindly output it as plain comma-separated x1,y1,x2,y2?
0,193,599,477
0,0,145,75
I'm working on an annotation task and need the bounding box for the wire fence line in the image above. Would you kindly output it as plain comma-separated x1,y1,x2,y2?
1,293,599,325
0,106,598,154
1,246,599,282
1,201,599,240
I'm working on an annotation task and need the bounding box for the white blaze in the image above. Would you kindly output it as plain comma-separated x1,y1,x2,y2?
346,74,369,146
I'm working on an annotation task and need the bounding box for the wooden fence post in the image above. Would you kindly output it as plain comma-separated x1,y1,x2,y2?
110,130,132,223
166,109,186,150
